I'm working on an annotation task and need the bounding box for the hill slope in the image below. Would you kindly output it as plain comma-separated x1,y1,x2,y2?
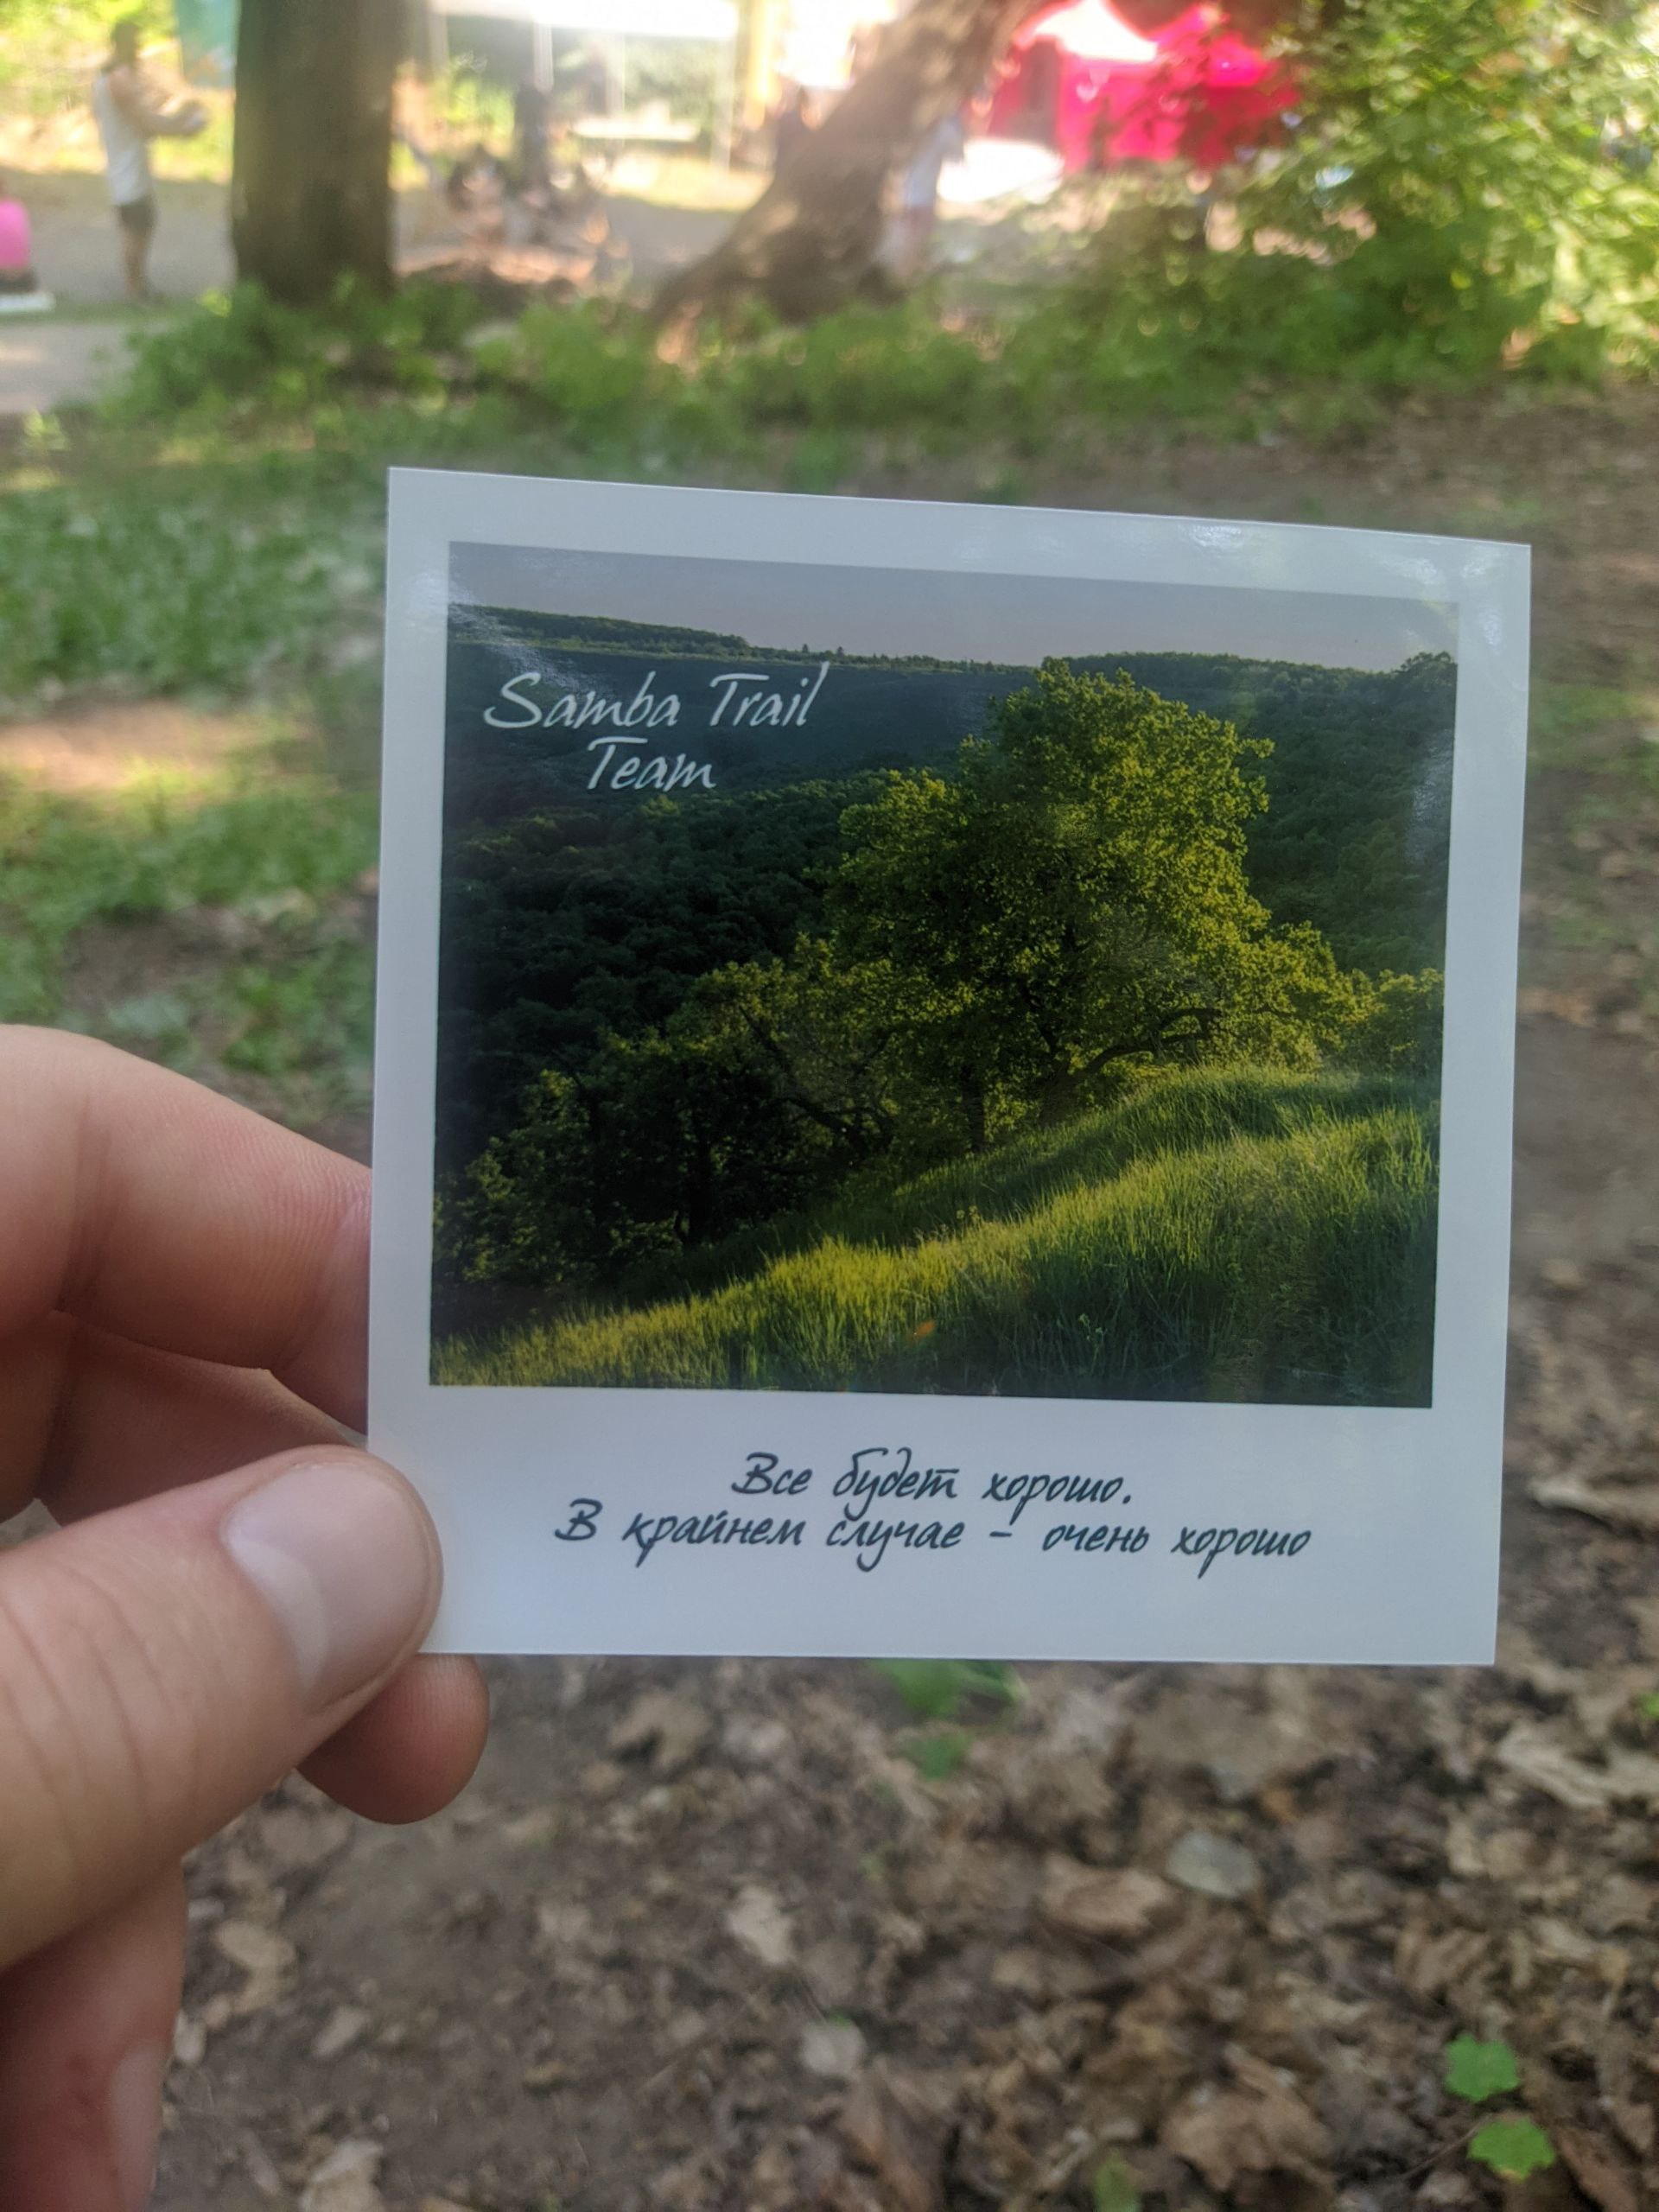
435,1071,1439,1406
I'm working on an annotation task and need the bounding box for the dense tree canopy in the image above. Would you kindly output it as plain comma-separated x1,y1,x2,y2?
828,664,1353,1137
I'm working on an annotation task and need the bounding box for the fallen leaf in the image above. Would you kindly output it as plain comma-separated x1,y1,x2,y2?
609,1688,711,1777
1495,1722,1659,1810
841,2066,949,2212
1397,1923,1490,2001
1039,1856,1177,1942
1529,1474,1659,1535
299,2139,385,2212
726,1882,794,1968
1162,2049,1331,2194
1134,1681,1327,1805
1165,1831,1262,1902
1553,2126,1641,2212
310,2004,371,2062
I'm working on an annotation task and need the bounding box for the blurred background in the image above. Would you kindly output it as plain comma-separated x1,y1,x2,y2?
3,2,1659,2207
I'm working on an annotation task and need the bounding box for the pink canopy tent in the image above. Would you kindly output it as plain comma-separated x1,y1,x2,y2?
988,0,1295,173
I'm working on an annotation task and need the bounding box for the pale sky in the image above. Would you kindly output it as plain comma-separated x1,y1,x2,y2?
452,543,1458,673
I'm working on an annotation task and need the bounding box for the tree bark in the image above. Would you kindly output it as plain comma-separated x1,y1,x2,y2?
653,0,1029,327
232,0,401,308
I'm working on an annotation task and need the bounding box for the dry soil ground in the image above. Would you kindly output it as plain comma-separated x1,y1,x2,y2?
6,391,1659,2212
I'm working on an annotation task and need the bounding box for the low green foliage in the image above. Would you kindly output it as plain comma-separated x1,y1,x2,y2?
1467,2116,1557,2181
1092,2158,1142,2212
0,450,386,704
896,1729,973,1781
0,0,172,117
113,278,490,421
0,748,377,1116
874,1660,1022,1720
1252,0,1659,385
1443,2035,1521,2104
1442,2034,1555,2186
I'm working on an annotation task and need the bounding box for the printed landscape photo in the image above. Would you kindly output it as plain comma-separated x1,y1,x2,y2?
429,545,1455,1406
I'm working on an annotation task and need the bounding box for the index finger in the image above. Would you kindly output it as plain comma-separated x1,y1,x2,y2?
0,1027,370,1430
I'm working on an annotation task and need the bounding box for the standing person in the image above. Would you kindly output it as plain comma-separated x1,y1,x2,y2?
0,171,46,304
446,141,511,256
772,83,815,175
91,18,202,303
512,74,552,195
894,108,965,277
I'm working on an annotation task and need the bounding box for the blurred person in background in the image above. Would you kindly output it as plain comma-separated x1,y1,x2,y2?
513,74,553,195
91,16,205,302
447,140,511,255
849,20,885,79
0,171,47,306
772,82,816,175
894,107,966,276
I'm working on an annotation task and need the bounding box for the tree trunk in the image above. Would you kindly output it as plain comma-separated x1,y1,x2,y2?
232,0,400,308
653,0,1028,327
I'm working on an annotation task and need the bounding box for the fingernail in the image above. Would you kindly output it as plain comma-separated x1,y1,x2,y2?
108,2043,166,2212
222,1459,437,1711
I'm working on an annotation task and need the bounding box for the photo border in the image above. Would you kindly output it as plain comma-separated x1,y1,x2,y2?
371,469,1529,1662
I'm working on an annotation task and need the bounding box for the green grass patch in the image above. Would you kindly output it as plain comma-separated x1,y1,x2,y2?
435,1070,1438,1404
1529,679,1659,772
0,448,388,705
0,745,377,1118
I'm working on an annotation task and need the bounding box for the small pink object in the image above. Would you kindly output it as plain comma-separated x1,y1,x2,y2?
0,197,32,274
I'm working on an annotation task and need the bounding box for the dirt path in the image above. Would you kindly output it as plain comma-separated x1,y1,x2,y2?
0,311,138,413
10,162,737,309
6,393,1657,2210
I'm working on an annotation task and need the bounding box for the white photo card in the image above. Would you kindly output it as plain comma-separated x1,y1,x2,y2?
370,469,1529,1663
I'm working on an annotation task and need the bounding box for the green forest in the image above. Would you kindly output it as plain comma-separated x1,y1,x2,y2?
434,630,1453,1407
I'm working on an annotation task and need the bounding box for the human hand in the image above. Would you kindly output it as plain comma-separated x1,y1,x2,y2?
0,1027,489,2210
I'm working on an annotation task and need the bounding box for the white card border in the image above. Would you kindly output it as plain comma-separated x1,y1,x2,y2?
371,468,1529,1664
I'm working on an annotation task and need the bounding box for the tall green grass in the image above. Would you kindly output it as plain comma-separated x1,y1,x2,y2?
435,1071,1439,1405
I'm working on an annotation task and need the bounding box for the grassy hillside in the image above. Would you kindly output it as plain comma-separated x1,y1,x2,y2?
435,1070,1439,1406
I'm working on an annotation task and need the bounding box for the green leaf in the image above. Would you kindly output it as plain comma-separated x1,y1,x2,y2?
872,1659,1022,1719
1468,2117,1556,2181
1092,2156,1142,2212
899,1730,971,1782
1443,2035,1521,2104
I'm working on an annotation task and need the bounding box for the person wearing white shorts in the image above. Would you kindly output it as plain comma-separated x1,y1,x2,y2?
895,111,966,277
92,17,203,302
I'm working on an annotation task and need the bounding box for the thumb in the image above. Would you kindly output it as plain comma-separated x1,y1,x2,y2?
0,1448,441,1970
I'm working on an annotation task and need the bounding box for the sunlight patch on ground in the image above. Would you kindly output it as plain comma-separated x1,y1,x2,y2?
0,699,267,791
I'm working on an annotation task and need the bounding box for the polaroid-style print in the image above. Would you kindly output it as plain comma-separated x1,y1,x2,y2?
371,472,1529,1662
